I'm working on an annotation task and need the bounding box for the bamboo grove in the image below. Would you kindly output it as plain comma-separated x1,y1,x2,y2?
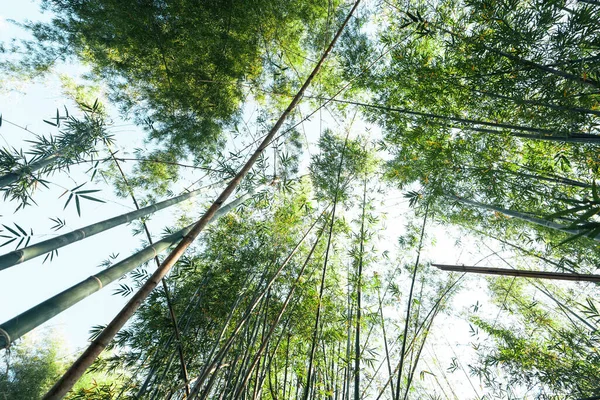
0,0,599,399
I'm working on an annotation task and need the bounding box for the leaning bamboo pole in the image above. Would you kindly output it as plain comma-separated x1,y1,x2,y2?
449,195,599,241
0,187,260,349
0,155,59,189
44,2,360,397
0,179,224,271
432,263,600,282
109,151,191,396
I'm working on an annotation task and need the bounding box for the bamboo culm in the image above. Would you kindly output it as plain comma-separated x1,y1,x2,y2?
0,188,260,349
0,154,59,189
0,180,224,271
450,195,598,240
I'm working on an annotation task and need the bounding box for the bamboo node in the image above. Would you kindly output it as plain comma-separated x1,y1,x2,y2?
91,275,103,289
0,327,11,349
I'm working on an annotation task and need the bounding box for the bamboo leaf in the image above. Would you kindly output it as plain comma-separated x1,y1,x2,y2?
558,228,594,246
88,325,106,341
2,224,20,236
79,194,105,203
76,189,102,195
72,182,87,192
64,193,74,210
13,223,27,236
76,195,81,216
0,238,17,248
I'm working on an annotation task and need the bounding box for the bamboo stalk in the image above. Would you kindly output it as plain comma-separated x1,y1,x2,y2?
109,151,190,397
0,180,224,271
232,225,325,400
0,189,258,350
318,98,600,143
190,210,327,397
395,205,429,400
433,263,600,282
449,195,598,240
354,178,367,400
0,154,59,189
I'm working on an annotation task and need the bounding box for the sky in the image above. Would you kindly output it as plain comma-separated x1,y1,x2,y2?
0,1,545,397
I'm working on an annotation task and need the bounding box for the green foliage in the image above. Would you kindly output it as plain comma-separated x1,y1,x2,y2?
469,277,600,398
14,0,340,160
0,335,65,400
310,130,376,202
0,102,111,209
0,332,126,400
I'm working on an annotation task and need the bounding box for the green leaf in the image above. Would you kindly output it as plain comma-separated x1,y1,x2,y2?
558,228,595,246
2,224,20,236
0,238,17,247
76,195,81,216
13,223,27,236
71,182,87,192
79,194,105,203
64,193,74,210
76,189,102,195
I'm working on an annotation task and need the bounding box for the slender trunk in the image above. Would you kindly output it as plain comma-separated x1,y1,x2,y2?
433,263,600,282
450,195,598,240
236,226,324,399
402,303,441,400
0,154,59,189
43,4,359,395
134,274,212,397
308,98,600,143
303,136,348,400
474,228,577,273
472,89,600,117
463,165,591,189
395,205,429,400
484,46,600,89
191,211,326,395
354,179,367,400
195,269,264,398
377,288,395,400
0,189,257,349
110,151,190,397
223,298,267,400
283,333,290,399
0,180,222,271
250,291,271,400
